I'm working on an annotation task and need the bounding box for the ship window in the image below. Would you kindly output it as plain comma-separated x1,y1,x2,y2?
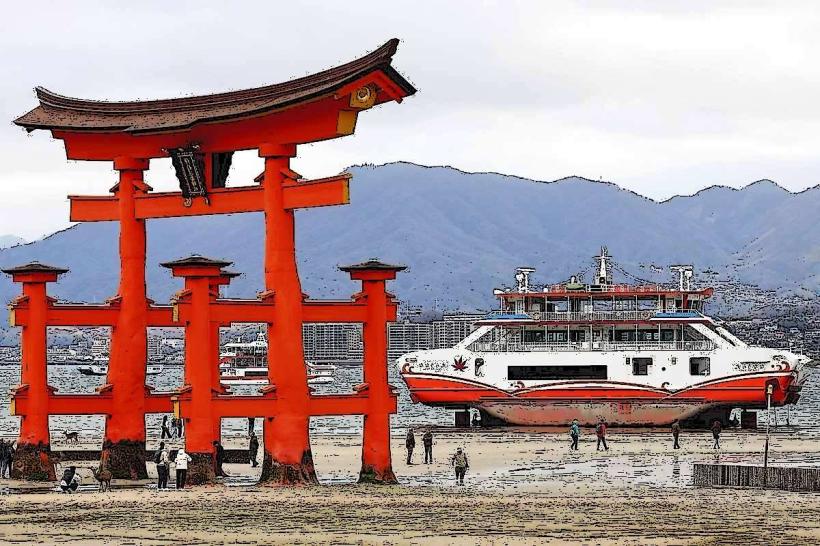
661,330,675,342
690,357,710,376
524,329,545,343
507,365,607,381
632,357,652,375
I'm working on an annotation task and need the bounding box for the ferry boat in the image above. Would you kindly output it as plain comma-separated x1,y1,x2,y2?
398,248,812,427
219,332,336,386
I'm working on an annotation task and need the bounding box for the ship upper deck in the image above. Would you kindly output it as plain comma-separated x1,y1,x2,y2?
495,284,714,300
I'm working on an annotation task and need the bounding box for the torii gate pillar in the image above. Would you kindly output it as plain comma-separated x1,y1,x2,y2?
103,157,151,480
341,261,405,484
163,256,235,485
258,145,318,485
3,263,66,480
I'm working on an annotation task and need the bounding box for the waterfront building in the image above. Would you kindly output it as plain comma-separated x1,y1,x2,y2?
432,313,484,349
388,320,433,359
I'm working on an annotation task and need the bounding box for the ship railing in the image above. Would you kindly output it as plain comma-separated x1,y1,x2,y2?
518,310,659,321
493,310,703,322
469,340,717,352
541,284,668,294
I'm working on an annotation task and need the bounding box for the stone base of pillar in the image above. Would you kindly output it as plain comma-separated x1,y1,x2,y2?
186,452,217,486
103,440,148,480
12,442,55,481
358,464,398,485
258,449,319,485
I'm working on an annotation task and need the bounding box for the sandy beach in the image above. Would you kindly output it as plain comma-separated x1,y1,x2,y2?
2,428,820,544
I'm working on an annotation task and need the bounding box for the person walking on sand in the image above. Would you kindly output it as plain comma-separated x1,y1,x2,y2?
711,420,722,450
160,416,172,440
671,420,681,449
422,429,434,464
249,431,259,468
155,441,170,490
0,440,8,478
175,448,192,489
595,418,609,451
3,441,14,478
406,429,416,464
451,447,469,485
570,419,580,451
213,440,227,477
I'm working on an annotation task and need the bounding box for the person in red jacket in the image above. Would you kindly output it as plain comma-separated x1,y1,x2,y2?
596,418,609,451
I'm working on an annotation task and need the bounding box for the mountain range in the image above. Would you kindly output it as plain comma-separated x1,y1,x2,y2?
0,162,818,319
0,235,25,250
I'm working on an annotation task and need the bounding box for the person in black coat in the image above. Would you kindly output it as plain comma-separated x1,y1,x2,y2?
405,429,416,465
248,432,259,468
213,440,226,477
160,416,171,439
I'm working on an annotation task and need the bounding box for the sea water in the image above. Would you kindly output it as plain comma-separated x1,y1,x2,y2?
0,361,453,439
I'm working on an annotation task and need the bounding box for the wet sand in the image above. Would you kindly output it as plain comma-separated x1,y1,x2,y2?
2,429,820,544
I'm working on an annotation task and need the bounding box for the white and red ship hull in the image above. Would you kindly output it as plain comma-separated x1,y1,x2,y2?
401,369,802,426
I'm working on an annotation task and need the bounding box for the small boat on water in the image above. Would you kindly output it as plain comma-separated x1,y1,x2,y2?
219,366,333,385
219,332,336,386
78,365,108,376
78,364,163,376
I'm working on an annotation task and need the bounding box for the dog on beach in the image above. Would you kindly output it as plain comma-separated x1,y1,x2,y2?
63,431,79,444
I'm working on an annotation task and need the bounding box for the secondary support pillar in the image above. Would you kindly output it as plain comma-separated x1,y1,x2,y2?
341,260,405,484
103,157,151,479
3,263,68,481
163,256,234,485
258,144,318,485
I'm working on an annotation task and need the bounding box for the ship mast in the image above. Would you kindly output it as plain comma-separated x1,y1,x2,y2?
594,246,612,286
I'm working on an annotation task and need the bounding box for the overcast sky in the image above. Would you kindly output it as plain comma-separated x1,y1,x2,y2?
1,1,819,240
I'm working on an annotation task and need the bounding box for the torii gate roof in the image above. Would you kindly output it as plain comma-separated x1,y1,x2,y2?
14,39,415,136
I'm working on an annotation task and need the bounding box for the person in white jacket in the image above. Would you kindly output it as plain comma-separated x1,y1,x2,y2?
175,448,192,489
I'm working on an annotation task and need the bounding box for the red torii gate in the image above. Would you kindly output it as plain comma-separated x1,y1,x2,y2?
8,39,415,483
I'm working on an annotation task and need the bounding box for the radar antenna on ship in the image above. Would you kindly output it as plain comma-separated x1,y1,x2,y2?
670,265,694,291
514,267,536,293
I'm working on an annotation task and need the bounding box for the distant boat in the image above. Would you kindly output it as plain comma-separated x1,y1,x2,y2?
219,331,336,386
78,365,108,376
78,364,163,376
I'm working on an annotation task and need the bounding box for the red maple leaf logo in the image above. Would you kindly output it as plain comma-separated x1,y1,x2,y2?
452,356,469,372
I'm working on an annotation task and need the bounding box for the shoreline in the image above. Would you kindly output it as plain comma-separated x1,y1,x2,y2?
2,426,820,543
